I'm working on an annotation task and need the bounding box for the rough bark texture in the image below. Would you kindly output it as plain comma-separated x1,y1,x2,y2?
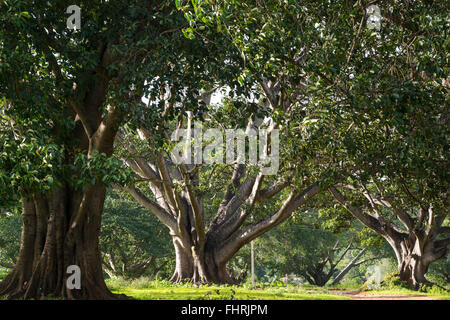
169,234,237,284
388,234,447,287
0,186,123,299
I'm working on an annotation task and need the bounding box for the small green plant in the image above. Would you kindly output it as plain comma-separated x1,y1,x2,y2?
380,272,411,290
198,288,237,300
269,278,285,288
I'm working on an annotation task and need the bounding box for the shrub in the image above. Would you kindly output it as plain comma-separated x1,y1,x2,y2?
420,284,449,296
380,272,415,290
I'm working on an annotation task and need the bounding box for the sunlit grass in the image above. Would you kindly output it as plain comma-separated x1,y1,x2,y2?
106,278,351,300
109,287,351,300
106,277,450,300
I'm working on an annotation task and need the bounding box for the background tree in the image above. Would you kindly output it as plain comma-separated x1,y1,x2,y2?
100,190,174,279
296,0,450,287
0,209,21,269
184,0,449,287
288,0,450,287
253,209,386,286
427,254,450,286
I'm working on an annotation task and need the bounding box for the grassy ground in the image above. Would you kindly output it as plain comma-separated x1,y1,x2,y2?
1,270,448,300
106,278,450,300
106,278,351,300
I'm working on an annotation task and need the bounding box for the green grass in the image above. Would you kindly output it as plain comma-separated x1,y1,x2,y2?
106,278,351,300
106,277,450,300
110,287,352,300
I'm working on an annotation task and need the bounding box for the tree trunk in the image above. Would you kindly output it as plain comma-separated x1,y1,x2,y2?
387,235,446,288
304,268,332,287
311,274,330,287
0,186,123,300
169,235,235,284
398,254,429,287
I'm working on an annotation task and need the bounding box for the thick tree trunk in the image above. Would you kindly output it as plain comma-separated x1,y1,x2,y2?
0,186,122,300
0,42,123,299
387,235,446,288
398,254,429,287
170,237,194,282
169,235,235,284
394,239,432,287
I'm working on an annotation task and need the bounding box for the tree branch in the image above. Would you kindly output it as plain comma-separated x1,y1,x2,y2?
255,180,289,202
179,164,206,246
218,184,320,264
329,186,384,234
115,185,177,232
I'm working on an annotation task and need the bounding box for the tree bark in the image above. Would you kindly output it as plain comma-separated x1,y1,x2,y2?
0,186,124,300
398,254,429,286
389,235,446,288
305,269,332,287
0,106,123,299
0,97,123,299
169,234,236,284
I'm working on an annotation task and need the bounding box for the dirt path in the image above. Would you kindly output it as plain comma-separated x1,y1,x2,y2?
329,290,438,300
